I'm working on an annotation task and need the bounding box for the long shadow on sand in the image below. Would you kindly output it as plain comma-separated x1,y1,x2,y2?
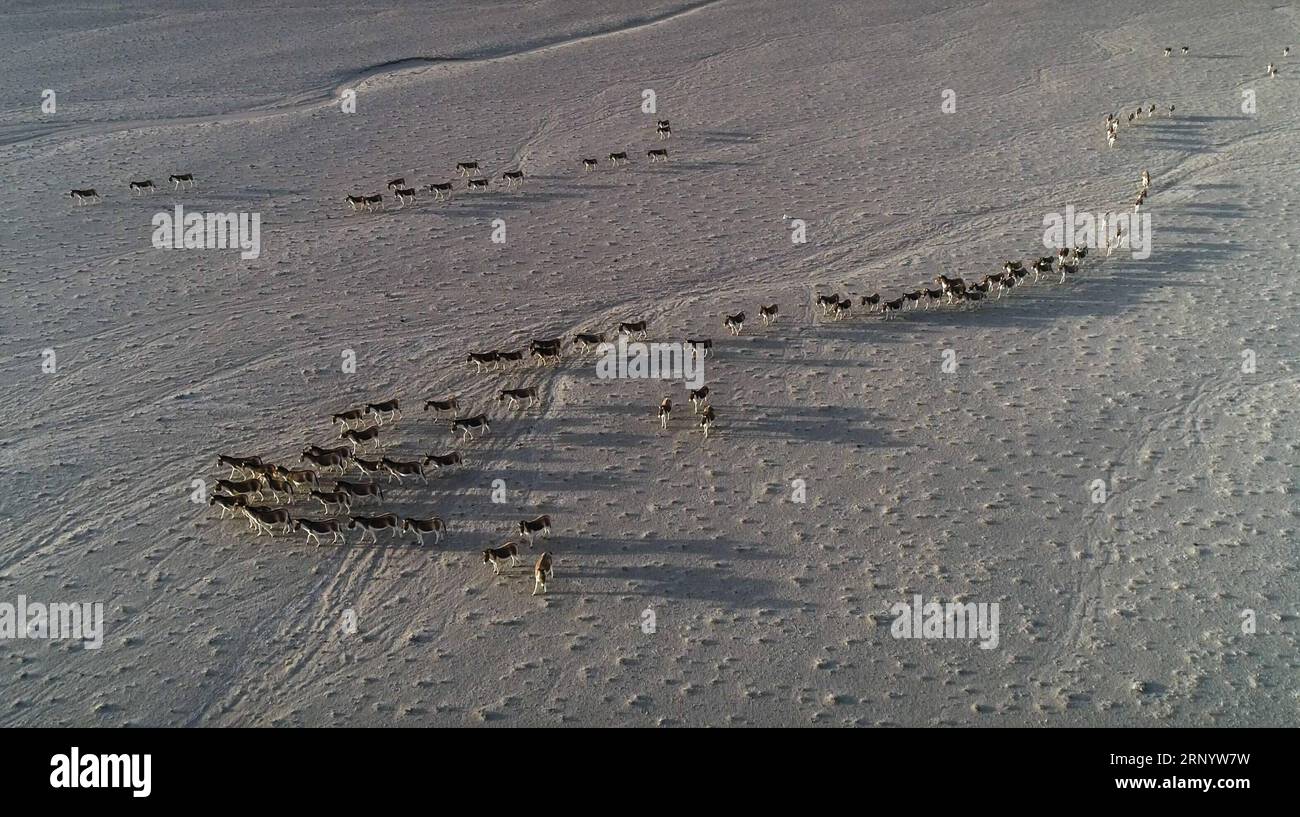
561,561,800,609
806,196,1243,337
515,401,892,447
690,129,760,143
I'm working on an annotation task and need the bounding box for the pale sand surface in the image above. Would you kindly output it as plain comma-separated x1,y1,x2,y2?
0,0,1296,725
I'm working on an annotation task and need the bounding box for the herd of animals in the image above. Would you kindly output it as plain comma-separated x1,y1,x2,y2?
812,168,1162,316
815,244,1096,321
201,164,1150,594
1104,100,1176,149
201,298,770,595
1104,44,1289,149
818,96,1173,321
341,119,673,211
68,172,196,203
193,90,1168,597
197,109,726,599
65,114,682,596
60,40,1291,600
62,43,1290,206
209,438,558,595
807,158,1161,321
65,119,673,207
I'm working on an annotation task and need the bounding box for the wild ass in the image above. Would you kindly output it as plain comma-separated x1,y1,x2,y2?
217,454,264,479
292,518,345,546
483,542,520,574
331,408,368,430
724,312,745,335
301,448,349,473
529,338,563,354
423,396,460,416
309,488,352,514
347,455,386,477
618,319,649,339
686,338,712,359
340,424,383,452
533,552,554,595
215,477,264,498
242,505,292,536
496,386,540,409
260,473,295,502
532,347,562,366
208,493,247,519
698,405,716,439
402,516,446,546
422,451,463,470
364,398,401,425
934,274,966,302
335,479,384,502
380,457,426,484
466,351,500,372
451,414,491,441
1032,256,1055,282
518,515,552,545
572,332,606,352
348,513,400,544
688,385,710,413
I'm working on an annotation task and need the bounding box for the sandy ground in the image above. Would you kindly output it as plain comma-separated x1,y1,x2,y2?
0,0,1297,726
